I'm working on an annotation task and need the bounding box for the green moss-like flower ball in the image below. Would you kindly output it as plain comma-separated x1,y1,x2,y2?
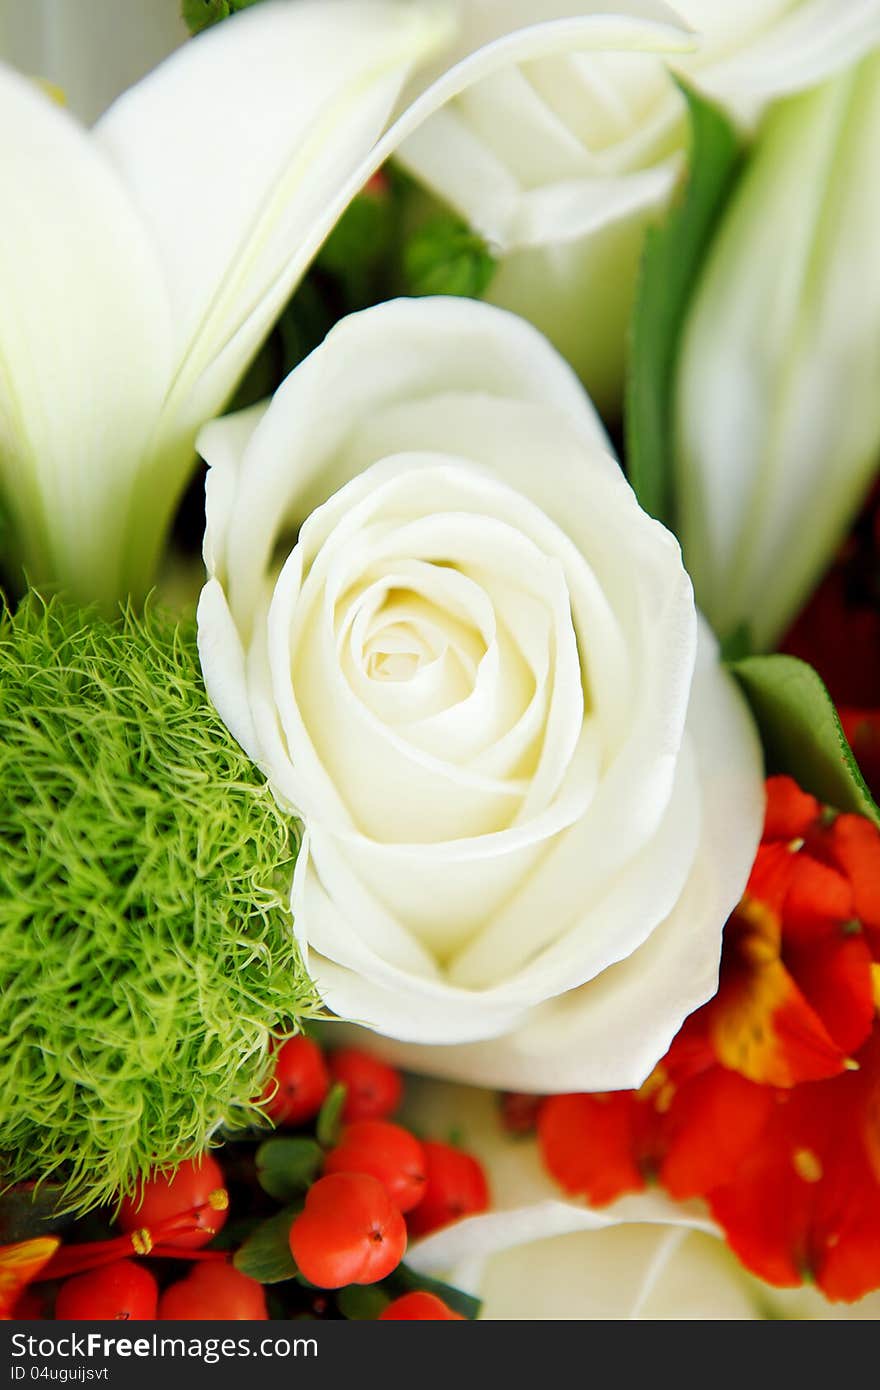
0,594,318,1212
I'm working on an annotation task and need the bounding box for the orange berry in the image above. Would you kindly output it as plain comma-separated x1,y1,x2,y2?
289,1172,406,1288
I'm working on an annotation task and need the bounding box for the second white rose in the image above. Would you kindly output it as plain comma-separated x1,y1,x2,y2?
197,296,763,1092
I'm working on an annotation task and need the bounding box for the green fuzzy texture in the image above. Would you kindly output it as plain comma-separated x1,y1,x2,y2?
0,594,318,1213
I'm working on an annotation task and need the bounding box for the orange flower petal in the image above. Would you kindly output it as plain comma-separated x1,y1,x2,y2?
712,953,851,1087
0,1238,60,1319
709,1035,880,1302
818,814,880,940
784,934,874,1058
537,1093,644,1207
782,854,853,945
708,1095,821,1289
659,1067,775,1201
763,776,821,842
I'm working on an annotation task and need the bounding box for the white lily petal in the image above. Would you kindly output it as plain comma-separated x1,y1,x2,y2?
0,62,172,605
96,1,453,412
677,55,880,649
91,0,455,593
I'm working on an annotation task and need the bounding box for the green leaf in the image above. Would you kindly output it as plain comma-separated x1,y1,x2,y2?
233,1207,300,1283
731,654,880,823
337,1285,391,1320
255,1137,322,1202
626,82,742,529
316,1081,348,1149
386,1264,482,1321
404,214,497,299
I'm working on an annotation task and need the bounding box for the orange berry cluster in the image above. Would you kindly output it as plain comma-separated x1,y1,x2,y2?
6,1041,489,1321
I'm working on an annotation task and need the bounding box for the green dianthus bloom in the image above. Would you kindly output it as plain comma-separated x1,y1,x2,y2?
0,594,317,1213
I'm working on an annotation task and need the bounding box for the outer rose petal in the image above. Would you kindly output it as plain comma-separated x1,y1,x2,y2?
197,580,260,766
469,1224,765,1320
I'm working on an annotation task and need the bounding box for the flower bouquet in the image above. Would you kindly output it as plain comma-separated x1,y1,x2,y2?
2,0,880,1325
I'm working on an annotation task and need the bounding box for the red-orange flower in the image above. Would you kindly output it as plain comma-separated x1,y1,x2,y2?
705,843,874,1088
537,776,880,1301
709,1029,880,1300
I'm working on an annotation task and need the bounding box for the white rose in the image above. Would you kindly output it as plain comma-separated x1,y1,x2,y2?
404,1081,880,1319
396,0,880,413
198,296,763,1092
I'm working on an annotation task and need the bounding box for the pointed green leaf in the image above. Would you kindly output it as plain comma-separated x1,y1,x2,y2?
255,1137,323,1202
316,1081,348,1149
731,653,880,823
233,1206,300,1284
